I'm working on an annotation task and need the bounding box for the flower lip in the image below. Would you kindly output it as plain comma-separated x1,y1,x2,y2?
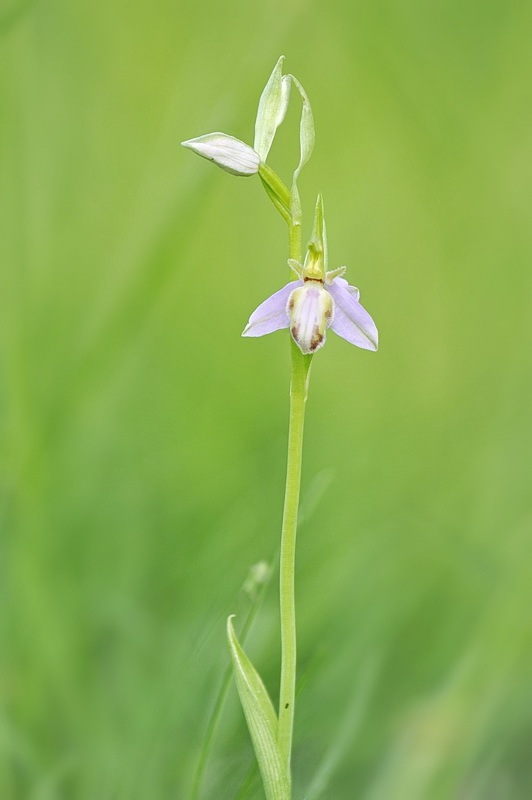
288,281,333,354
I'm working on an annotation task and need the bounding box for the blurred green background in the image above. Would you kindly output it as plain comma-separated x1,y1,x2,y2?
1,0,532,798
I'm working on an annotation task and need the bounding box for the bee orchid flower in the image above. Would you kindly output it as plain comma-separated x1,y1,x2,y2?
243,257,378,354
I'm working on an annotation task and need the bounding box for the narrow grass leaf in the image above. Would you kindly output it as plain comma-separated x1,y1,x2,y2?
304,657,379,800
227,616,290,800
190,563,273,800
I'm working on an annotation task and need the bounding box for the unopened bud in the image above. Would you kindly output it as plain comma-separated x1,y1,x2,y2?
181,132,260,177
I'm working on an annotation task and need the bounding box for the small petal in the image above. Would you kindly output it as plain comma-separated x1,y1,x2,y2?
288,282,333,354
287,259,304,278
327,279,378,351
242,280,301,338
325,265,346,284
181,132,260,176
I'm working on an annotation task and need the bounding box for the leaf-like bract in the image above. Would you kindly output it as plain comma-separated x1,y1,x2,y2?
289,75,315,223
254,57,291,162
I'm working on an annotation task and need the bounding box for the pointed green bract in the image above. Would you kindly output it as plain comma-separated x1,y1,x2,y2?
288,75,315,223
254,61,315,228
227,616,290,800
309,193,328,271
254,56,291,162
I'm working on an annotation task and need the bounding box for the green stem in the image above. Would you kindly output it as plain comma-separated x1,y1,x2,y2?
288,219,301,264
277,222,312,779
256,166,311,783
258,163,292,224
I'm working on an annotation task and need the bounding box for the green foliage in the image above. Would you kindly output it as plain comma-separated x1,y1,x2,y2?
227,617,290,800
287,74,315,223
253,56,291,163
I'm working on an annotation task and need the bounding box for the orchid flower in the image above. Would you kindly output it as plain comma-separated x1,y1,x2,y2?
243,251,378,354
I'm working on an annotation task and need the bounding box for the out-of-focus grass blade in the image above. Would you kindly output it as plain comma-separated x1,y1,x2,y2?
0,0,36,37
304,657,379,800
190,562,272,800
227,616,290,800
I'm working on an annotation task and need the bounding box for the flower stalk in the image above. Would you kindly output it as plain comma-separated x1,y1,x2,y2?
277,217,312,774
278,330,311,775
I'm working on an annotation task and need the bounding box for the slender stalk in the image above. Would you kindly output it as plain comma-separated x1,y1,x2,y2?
277,221,312,779
288,219,301,264
257,163,311,781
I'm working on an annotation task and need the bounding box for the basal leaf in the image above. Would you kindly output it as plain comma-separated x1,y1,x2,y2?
227,616,290,800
